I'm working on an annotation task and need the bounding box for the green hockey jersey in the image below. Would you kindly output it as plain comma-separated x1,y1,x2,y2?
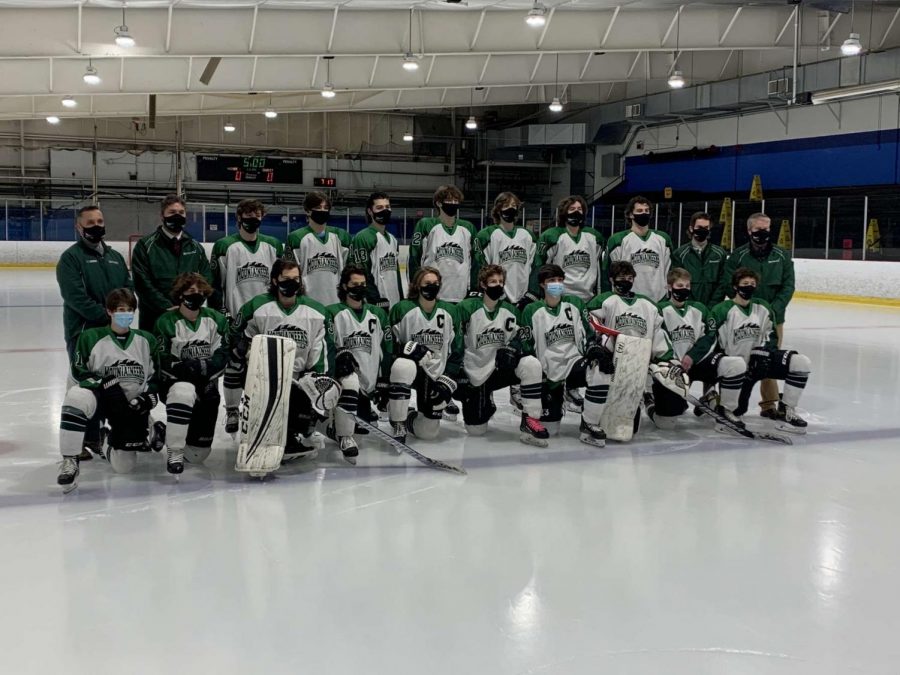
153,306,231,382
389,299,462,380
210,233,283,315
285,226,352,307
72,326,158,400
328,302,393,393
350,225,404,308
456,297,522,387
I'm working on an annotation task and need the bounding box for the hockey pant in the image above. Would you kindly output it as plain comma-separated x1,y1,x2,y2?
162,379,221,464
457,355,543,435
388,357,445,440
744,349,811,410
331,372,361,439
541,358,609,432
652,353,747,419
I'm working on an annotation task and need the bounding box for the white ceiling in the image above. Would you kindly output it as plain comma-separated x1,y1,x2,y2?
0,2,894,120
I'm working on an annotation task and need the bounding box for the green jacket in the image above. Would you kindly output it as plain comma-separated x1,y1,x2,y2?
671,241,728,308
56,238,132,349
131,228,212,331
719,244,795,324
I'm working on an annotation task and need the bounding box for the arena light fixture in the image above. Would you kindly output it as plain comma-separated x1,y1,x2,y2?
83,60,101,85
46,115,61,125
548,97,563,112
264,107,277,119
525,2,547,27
223,120,236,132
668,70,686,89
841,33,862,56
114,6,135,48
402,131,414,142
321,83,336,98
465,115,478,130
667,9,686,89
402,53,420,71
61,96,77,108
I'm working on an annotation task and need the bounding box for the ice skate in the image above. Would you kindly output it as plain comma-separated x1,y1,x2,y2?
339,436,359,465
519,413,549,448
58,457,79,492
579,419,606,447
225,407,239,436
281,433,318,463
774,403,808,434
714,405,746,435
166,447,184,475
391,419,408,446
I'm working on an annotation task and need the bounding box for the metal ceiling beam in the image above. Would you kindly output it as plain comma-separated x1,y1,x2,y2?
327,5,340,53
537,7,555,49
424,54,436,85
478,54,491,84
626,51,642,79
820,12,842,45
720,7,742,46
529,53,543,83
718,49,735,80
165,4,173,53
470,8,486,50
879,8,900,49
579,52,593,81
775,7,796,45
661,6,683,47
368,55,379,87
248,5,259,53
601,6,620,48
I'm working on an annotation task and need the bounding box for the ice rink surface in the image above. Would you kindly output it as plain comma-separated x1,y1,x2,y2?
2,269,900,675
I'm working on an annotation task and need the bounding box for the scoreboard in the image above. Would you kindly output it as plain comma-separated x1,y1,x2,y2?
196,155,303,184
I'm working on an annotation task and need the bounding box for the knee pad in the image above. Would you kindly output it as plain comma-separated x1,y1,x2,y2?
466,423,488,437
391,358,417,387
108,448,137,473
64,386,98,419
515,355,543,385
411,412,441,440
339,372,360,393
789,353,811,375
185,445,212,464
717,356,747,380
652,414,679,431
168,381,197,407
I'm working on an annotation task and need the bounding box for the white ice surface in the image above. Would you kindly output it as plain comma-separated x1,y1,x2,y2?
2,270,900,675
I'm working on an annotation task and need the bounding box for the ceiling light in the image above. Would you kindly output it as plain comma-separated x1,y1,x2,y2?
811,79,900,104
115,27,135,48
61,96,77,108
841,33,862,56
224,120,236,132
264,107,277,119
548,97,563,113
402,131,413,142
526,3,547,27
402,53,420,71
46,115,61,125
321,83,336,98
465,115,478,130
668,70,686,89
83,64,101,85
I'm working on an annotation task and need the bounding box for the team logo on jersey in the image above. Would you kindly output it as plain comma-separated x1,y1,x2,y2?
412,328,444,351
344,330,373,352
734,322,761,343
544,324,575,347
379,251,399,273
562,249,592,271
434,242,465,265
236,261,271,284
670,325,695,344
631,248,661,269
614,312,648,336
102,359,145,387
178,339,212,360
270,324,309,349
307,252,340,275
475,327,508,350
498,245,528,266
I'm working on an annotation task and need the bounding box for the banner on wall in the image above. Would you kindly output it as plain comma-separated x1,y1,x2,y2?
719,198,733,251
778,219,793,250
750,175,763,202
866,219,881,254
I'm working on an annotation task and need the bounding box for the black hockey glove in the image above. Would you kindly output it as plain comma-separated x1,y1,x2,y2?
748,347,771,381
495,347,519,372
173,359,208,383
373,379,391,409
375,297,391,311
428,374,457,410
130,393,159,415
96,375,132,419
584,342,615,374
466,290,483,299
402,341,431,364
335,349,359,380
516,292,539,313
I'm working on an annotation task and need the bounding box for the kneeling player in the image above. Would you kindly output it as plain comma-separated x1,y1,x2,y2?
154,273,230,474
456,264,548,446
57,288,159,489
521,264,609,447
712,268,810,433
328,265,393,462
652,267,747,431
388,266,462,442
231,260,346,461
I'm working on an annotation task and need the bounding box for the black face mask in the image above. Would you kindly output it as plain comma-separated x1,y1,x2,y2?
632,213,652,227
439,203,459,218
692,228,710,242
346,286,367,301
82,225,106,243
277,279,301,297
670,287,691,302
163,213,186,232
565,212,585,228
735,285,756,300
750,229,771,245
613,279,634,295
181,293,205,311
419,283,441,301
372,209,392,226
240,217,261,233
309,210,330,226
500,208,519,224
484,285,506,301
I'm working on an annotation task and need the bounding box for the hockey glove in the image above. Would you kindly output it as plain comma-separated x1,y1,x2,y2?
665,360,686,383
516,292,539,313
402,341,431,364
130,393,159,415
748,347,771,381
375,297,391,311
373,379,391,409
428,374,457,411
584,342,615,374
335,349,359,380
495,347,519,372
96,375,132,419
466,290,483,299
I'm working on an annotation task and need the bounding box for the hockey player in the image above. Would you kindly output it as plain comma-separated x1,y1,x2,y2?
520,264,610,447
230,260,349,461
535,195,605,301
154,273,230,474
57,288,160,489
455,264,548,445
387,266,463,442
350,192,404,310
475,192,539,310
284,191,351,307
711,268,810,433
327,265,394,461
408,185,477,302
649,267,747,431
606,196,673,302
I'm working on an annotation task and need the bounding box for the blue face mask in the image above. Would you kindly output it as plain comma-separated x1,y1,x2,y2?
546,282,565,298
112,311,134,329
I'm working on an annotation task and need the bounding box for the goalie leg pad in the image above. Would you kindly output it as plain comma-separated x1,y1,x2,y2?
601,333,652,442
60,386,99,458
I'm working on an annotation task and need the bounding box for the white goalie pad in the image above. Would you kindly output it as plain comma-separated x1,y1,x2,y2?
235,334,296,477
600,333,652,442
649,362,691,399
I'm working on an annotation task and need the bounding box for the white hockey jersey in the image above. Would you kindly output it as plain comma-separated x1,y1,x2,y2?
350,225,404,308
389,300,462,380
521,296,586,383
210,234,282,316
285,226,351,307
410,219,477,303
658,300,717,362
585,292,672,362
72,327,157,400
606,229,673,302
328,302,391,393
476,225,537,303
710,298,778,361
537,227,605,301
456,297,520,386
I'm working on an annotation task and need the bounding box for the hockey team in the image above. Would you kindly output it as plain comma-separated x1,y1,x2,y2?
56,189,812,489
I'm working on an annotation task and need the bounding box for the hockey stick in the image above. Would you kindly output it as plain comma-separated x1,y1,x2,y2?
350,413,467,476
587,316,792,446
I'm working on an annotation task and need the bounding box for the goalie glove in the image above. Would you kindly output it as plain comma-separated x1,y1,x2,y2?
334,349,359,380
649,361,691,399
428,374,457,411
295,372,342,419
402,341,431,364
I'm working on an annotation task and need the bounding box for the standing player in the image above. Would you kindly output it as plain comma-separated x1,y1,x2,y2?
284,191,351,307
535,195,605,301
606,196,673,302
230,260,351,461
649,268,747,431
408,185,477,303
671,212,727,308
350,192,404,311
387,267,463,442
57,288,159,489
455,264,548,445
154,273,230,474
328,266,393,461
520,265,609,447
475,192,539,310
711,268,810,433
